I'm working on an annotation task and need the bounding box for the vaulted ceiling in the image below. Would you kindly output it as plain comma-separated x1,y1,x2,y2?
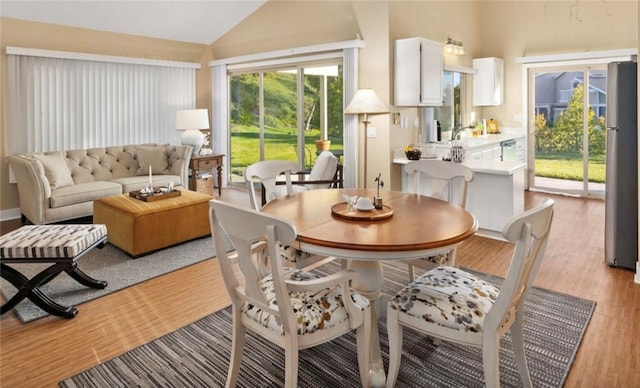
0,0,267,45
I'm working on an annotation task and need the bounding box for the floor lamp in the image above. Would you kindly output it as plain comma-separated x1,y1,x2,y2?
344,89,389,188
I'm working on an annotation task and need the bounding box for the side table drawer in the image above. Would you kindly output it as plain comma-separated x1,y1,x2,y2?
194,158,217,169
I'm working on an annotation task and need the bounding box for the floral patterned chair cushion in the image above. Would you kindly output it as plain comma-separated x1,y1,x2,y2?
242,268,369,336
279,244,313,263
421,251,450,265
389,266,500,333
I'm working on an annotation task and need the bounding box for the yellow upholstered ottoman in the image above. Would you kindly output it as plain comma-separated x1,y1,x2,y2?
93,189,212,257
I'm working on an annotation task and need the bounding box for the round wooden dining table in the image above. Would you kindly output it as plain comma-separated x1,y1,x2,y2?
262,188,478,387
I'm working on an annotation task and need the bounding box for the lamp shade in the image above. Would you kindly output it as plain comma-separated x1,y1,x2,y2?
176,109,210,131
176,109,210,155
344,89,389,115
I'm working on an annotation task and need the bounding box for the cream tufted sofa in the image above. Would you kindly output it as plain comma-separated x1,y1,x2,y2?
7,144,192,225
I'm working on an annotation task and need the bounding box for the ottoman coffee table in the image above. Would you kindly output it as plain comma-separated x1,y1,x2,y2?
93,189,212,257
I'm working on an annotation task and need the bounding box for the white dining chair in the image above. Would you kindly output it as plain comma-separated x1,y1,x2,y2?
385,198,555,388
244,157,343,270
244,160,301,211
403,160,475,280
208,200,371,388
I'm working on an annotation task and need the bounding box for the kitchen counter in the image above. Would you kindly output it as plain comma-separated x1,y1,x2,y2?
398,131,525,163
393,155,526,175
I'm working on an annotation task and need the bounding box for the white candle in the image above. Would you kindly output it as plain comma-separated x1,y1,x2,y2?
148,165,152,186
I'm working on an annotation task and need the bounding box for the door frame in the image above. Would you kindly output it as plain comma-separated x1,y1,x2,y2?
518,50,635,197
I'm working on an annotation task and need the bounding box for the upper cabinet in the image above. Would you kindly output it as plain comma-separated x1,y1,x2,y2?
394,38,443,107
472,57,504,106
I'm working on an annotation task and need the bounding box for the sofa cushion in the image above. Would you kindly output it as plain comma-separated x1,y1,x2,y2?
135,146,169,176
33,154,74,190
50,181,123,208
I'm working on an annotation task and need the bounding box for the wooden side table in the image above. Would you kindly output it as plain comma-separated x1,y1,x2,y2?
189,154,224,196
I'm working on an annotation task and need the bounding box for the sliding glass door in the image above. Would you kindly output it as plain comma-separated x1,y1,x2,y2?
228,63,343,184
529,65,607,197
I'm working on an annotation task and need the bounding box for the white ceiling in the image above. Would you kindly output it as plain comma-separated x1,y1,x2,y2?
0,0,267,45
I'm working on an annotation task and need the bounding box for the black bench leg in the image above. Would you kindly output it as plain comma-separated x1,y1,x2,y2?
1,263,77,319
64,262,108,289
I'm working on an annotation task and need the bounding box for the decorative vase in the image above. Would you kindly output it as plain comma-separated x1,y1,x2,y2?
315,139,331,151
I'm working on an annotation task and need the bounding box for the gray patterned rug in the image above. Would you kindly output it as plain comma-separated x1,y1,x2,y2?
60,262,595,387
1,237,215,323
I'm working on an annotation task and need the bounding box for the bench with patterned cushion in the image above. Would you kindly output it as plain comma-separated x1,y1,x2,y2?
0,224,108,318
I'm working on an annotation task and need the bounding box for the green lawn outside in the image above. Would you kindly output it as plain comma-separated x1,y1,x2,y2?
535,152,605,183
228,129,605,184
229,124,343,178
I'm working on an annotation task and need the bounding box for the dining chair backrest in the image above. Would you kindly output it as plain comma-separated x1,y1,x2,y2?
244,160,299,210
487,197,555,333
404,160,474,207
209,200,297,326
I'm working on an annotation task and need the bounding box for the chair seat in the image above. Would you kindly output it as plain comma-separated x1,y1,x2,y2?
389,266,499,333
421,251,450,265
242,268,369,336
280,244,313,263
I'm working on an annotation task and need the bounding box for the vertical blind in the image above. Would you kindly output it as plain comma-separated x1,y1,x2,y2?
6,48,199,156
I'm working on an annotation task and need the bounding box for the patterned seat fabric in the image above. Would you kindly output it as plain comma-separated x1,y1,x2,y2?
389,266,499,333
0,224,107,259
422,251,450,265
242,268,369,336
279,244,312,263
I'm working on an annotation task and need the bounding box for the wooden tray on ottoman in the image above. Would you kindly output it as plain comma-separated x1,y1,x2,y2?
129,189,181,202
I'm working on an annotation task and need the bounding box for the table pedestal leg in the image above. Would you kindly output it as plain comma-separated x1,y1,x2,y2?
349,260,386,388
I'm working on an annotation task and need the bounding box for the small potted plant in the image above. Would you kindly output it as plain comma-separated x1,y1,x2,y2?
404,145,422,160
315,139,331,151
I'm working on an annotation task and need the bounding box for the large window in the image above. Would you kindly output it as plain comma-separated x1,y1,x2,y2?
530,66,607,197
227,64,343,183
211,41,362,188
6,47,198,155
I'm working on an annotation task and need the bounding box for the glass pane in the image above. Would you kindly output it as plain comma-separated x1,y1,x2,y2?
302,64,343,170
229,73,259,183
533,67,607,197
434,71,462,141
263,69,298,162
587,69,607,196
533,70,586,192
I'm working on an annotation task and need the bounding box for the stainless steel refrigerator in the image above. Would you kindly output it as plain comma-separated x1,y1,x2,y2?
605,61,638,270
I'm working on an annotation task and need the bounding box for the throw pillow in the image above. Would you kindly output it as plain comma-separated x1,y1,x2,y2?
33,154,75,190
135,146,169,176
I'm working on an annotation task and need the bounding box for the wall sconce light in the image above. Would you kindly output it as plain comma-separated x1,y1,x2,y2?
445,38,465,55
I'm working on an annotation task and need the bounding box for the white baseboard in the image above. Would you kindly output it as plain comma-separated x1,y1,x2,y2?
635,262,640,284
0,208,21,222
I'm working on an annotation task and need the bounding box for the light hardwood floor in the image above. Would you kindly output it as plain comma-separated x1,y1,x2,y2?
1,188,638,387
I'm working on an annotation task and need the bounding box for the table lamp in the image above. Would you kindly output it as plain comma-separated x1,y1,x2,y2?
176,109,210,156
344,88,389,188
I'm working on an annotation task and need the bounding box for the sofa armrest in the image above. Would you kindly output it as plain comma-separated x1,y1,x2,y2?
166,145,193,186
7,155,52,225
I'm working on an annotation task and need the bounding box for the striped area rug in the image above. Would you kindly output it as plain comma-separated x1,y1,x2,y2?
60,262,595,387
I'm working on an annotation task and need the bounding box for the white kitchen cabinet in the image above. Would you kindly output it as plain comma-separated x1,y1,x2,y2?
473,57,504,106
394,37,443,106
